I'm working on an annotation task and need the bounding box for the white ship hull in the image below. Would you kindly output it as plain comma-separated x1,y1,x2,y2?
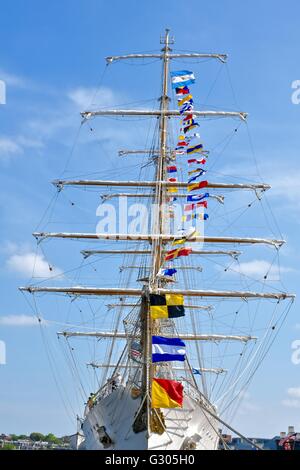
81,385,219,450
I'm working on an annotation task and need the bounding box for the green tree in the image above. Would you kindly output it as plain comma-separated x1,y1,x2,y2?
45,433,60,444
30,432,45,442
0,443,16,450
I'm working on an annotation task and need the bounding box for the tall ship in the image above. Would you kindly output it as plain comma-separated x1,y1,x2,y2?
20,29,295,450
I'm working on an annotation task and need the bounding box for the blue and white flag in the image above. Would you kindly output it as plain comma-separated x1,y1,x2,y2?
171,70,196,89
187,192,210,202
152,336,186,362
192,368,202,375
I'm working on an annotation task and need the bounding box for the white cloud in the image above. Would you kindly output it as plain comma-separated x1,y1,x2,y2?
0,135,44,162
287,387,300,398
0,315,47,327
0,137,23,159
6,251,63,279
235,259,293,280
68,86,123,109
269,173,300,202
282,387,300,408
0,70,28,88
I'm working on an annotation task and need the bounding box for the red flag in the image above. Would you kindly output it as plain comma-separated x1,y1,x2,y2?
175,86,190,95
183,113,193,122
167,165,177,173
187,180,208,192
165,247,192,261
184,201,208,212
177,141,188,147
188,158,207,165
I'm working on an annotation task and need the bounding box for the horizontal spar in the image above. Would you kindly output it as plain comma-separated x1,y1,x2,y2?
81,109,247,121
53,179,270,191
106,303,213,311
87,363,227,374
33,232,285,247
105,53,227,63
81,249,242,258
19,286,295,300
58,331,256,342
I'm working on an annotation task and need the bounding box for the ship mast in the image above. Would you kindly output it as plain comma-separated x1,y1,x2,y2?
152,28,172,283
19,29,296,446
146,28,173,433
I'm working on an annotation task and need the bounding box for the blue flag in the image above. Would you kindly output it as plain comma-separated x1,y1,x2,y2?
187,192,210,202
163,268,177,276
192,368,202,375
188,170,206,184
152,336,186,362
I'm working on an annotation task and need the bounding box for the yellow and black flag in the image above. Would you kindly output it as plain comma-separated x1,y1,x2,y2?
149,294,185,319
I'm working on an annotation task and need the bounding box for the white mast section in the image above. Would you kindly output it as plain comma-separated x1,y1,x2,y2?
58,331,256,342
33,231,285,248
81,249,241,258
81,109,247,120
19,286,295,300
105,53,227,63
87,363,227,374
106,303,213,311
53,179,270,191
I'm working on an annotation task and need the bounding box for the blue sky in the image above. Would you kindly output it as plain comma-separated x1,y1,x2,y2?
1,0,300,439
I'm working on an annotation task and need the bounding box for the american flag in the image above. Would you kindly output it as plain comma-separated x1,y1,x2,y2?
130,340,142,362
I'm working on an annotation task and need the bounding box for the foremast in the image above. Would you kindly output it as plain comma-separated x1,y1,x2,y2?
144,28,172,435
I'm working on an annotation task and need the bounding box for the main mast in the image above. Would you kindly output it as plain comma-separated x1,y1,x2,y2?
151,28,172,283
144,29,174,435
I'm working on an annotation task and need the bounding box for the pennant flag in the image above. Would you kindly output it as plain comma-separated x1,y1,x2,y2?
188,180,208,192
188,170,206,183
179,103,194,115
177,94,193,107
178,134,185,140
151,378,183,408
171,70,195,89
184,201,208,212
175,86,190,95
188,167,205,175
175,149,185,155
182,113,194,122
187,143,204,154
149,293,185,319
152,336,186,363
192,368,202,375
176,141,188,147
162,268,177,276
172,237,186,246
185,133,201,143
187,192,210,202
165,247,192,261
188,158,207,165
182,213,209,222
183,122,199,134
167,165,177,173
